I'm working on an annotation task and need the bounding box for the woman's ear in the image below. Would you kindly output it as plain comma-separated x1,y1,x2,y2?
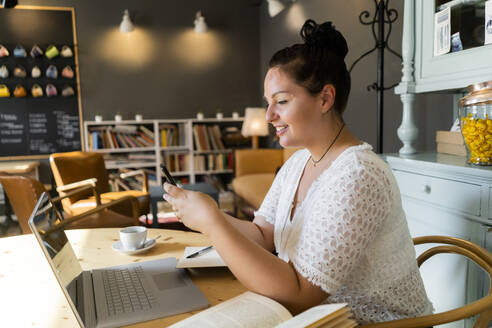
320,84,336,113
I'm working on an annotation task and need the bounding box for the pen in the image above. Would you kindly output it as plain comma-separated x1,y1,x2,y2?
186,246,214,258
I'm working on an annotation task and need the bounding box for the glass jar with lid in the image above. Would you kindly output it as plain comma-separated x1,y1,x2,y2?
459,80,492,165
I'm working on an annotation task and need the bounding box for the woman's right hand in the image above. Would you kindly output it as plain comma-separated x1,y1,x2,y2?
163,183,223,235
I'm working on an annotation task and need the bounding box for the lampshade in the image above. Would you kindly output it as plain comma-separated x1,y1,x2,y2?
194,11,208,33
120,9,134,33
267,0,285,17
241,107,269,137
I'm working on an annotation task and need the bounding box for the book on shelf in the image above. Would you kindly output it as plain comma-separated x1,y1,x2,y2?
139,125,154,139
193,154,233,172
88,125,155,150
165,153,190,173
212,125,225,149
201,125,211,150
192,124,227,151
160,123,184,147
193,125,203,151
108,168,157,191
127,153,156,160
196,125,209,150
168,291,356,328
207,126,218,150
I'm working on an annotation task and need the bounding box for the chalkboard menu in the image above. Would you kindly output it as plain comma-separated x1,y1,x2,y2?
0,6,82,159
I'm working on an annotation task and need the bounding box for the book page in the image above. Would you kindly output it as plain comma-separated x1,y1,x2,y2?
168,292,292,328
176,247,226,268
275,304,348,328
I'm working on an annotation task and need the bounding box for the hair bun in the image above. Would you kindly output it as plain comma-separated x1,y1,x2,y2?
300,19,348,59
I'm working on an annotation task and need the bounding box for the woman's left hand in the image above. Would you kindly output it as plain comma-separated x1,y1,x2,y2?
163,183,222,235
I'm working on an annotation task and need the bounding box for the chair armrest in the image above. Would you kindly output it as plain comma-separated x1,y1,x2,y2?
234,149,284,177
52,185,97,203
47,195,140,233
56,178,97,192
56,178,101,205
119,170,149,192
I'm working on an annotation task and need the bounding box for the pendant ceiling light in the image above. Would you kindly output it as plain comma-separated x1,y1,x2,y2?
194,11,208,33
267,0,285,17
120,9,135,33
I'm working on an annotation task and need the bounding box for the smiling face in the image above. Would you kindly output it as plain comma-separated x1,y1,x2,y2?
264,67,332,148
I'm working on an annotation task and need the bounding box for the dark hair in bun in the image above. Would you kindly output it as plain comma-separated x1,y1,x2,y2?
269,19,351,113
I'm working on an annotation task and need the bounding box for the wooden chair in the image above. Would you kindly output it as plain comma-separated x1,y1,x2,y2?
360,236,492,328
0,173,139,234
49,151,150,218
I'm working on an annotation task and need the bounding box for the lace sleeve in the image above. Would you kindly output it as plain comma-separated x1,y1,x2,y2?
291,165,391,294
253,163,288,225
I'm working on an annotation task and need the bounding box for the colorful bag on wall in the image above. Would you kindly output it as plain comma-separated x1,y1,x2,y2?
0,44,9,57
46,65,58,79
13,85,27,98
61,45,73,58
31,66,41,78
0,85,10,97
31,84,43,97
62,85,75,97
13,66,26,78
45,45,59,59
45,83,57,97
0,65,9,78
61,65,74,79
13,45,26,58
30,44,43,58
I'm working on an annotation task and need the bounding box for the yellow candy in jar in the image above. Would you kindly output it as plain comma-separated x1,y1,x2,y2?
461,115,492,164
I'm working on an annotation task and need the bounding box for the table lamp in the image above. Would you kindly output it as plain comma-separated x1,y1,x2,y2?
241,107,269,149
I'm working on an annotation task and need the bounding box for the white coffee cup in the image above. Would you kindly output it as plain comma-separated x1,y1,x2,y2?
119,226,147,250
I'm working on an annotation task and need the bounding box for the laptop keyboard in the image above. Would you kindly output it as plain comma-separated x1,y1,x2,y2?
102,266,157,316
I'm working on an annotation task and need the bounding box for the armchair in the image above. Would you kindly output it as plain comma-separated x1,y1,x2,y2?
232,148,298,211
49,151,150,218
0,173,138,234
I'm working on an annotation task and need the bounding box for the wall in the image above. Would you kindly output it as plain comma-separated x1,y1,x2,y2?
259,0,454,153
9,0,261,182
16,0,261,120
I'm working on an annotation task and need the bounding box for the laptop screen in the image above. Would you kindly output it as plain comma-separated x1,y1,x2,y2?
28,192,85,322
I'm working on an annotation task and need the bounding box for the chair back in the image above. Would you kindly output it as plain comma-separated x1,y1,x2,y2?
50,151,110,208
360,235,492,328
0,174,45,234
234,149,283,177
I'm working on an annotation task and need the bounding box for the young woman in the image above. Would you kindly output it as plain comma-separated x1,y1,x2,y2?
164,19,433,324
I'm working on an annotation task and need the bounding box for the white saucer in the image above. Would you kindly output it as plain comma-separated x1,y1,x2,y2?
112,238,156,255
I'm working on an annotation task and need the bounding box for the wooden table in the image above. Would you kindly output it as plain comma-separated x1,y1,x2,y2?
0,228,246,327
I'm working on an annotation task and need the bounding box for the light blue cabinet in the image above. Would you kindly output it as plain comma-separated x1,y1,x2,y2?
386,153,492,328
389,1,492,326
395,0,492,154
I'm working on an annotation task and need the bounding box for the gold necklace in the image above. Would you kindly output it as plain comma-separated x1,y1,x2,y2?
310,123,345,167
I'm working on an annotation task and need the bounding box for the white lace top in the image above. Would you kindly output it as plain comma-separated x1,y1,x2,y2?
255,143,433,324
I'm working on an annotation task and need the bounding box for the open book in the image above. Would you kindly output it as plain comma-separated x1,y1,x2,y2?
176,246,226,268
168,291,357,328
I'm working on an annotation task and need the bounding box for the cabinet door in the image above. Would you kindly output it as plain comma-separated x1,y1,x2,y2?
415,0,492,93
403,197,476,328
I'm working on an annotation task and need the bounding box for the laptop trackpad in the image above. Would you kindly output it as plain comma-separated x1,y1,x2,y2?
152,272,186,290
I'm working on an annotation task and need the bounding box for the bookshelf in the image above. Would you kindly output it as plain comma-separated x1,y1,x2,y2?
83,117,247,187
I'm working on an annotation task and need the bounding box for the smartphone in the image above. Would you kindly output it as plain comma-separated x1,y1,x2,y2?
160,164,177,186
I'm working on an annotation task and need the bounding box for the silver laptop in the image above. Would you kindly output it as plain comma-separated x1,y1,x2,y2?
28,192,209,328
